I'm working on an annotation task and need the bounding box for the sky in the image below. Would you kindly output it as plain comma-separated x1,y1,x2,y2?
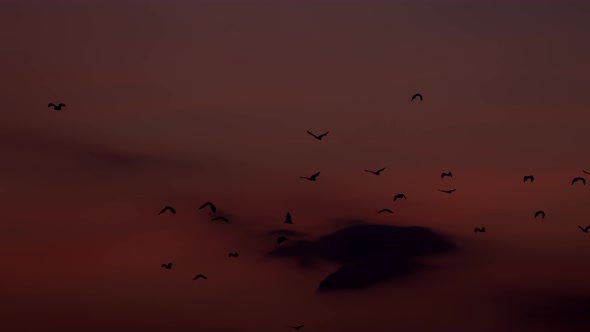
2,0,590,331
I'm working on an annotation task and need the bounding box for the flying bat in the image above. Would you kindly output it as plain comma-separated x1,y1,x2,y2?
578,225,590,233
377,209,393,214
474,227,486,233
290,325,304,330
277,236,288,244
48,103,65,110
193,274,207,280
441,171,453,179
411,93,423,101
306,131,329,140
158,206,176,215
523,175,534,183
228,252,239,258
365,168,386,175
393,193,407,201
437,189,456,194
198,201,216,213
571,177,586,185
300,172,320,181
284,212,293,224
212,216,229,223
161,263,173,269
534,211,545,219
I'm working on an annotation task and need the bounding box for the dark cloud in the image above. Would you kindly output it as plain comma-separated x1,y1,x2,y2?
519,294,590,330
268,222,455,292
265,229,307,237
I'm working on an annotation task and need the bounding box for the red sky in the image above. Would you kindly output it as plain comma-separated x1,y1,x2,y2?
2,0,590,331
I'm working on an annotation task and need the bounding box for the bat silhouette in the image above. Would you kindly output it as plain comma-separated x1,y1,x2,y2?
437,189,456,194
365,168,386,175
474,227,486,233
212,216,229,223
300,172,320,181
198,201,216,213
158,206,176,215
441,171,453,179
277,236,288,244
534,211,545,219
193,274,207,280
284,212,293,224
161,263,173,269
307,131,329,140
48,103,65,110
393,193,407,201
523,175,534,183
377,209,393,214
411,93,423,101
290,325,304,330
571,177,586,185
228,252,239,258
578,225,590,233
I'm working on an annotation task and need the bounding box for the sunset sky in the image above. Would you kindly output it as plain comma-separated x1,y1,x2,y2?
2,0,590,331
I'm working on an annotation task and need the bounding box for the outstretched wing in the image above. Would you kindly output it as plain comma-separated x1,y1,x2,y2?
48,103,55,108
306,131,318,138
583,170,590,175
58,103,65,107
376,168,385,173
310,172,320,179
318,131,329,138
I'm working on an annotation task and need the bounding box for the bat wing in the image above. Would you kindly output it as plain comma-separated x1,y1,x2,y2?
48,103,55,107
306,131,317,138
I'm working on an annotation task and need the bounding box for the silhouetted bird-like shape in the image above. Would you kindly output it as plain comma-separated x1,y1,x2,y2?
158,206,176,215
228,252,239,258
534,211,545,219
523,175,534,183
377,209,393,214
393,193,407,201
365,168,386,175
284,212,293,224
578,225,590,233
198,201,216,213
571,177,586,185
307,131,329,140
411,93,423,101
441,171,453,179
161,263,173,269
437,189,456,194
48,103,65,110
193,274,207,280
212,216,229,223
583,170,590,175
300,172,320,181
290,325,304,330
277,236,288,244
474,227,486,233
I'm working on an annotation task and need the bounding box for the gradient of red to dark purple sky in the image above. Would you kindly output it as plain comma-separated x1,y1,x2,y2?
2,0,590,331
